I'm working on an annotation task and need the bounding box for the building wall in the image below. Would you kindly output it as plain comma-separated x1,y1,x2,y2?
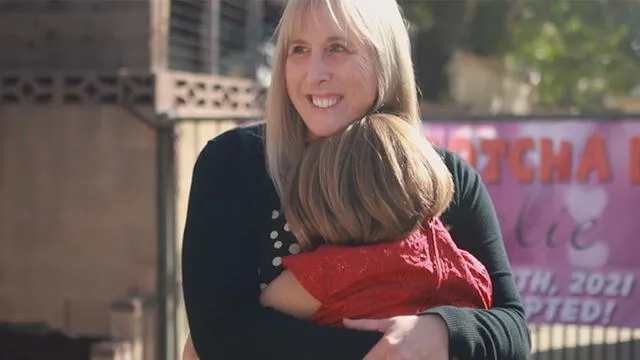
447,51,538,115
0,1,151,71
0,105,157,336
605,95,640,113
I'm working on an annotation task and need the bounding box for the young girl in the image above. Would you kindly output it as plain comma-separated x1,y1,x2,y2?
182,114,492,359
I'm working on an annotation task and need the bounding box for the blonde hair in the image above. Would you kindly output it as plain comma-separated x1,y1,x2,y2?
264,0,453,248
265,0,419,196
283,113,454,249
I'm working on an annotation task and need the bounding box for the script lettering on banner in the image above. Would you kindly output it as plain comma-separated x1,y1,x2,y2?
423,120,640,327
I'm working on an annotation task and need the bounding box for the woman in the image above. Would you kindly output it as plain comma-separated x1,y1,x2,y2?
181,0,531,359
181,113,495,360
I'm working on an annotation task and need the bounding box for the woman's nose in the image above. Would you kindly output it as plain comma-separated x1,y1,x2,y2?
307,54,331,84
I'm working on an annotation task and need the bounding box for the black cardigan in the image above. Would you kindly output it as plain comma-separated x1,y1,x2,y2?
181,123,531,360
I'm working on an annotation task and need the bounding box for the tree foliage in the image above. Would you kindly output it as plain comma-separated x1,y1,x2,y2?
399,0,640,112
502,1,640,111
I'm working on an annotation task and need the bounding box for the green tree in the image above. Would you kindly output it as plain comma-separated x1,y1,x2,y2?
399,0,521,102
399,0,640,112
501,1,640,111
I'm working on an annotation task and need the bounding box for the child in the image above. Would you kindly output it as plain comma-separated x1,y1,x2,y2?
182,114,492,359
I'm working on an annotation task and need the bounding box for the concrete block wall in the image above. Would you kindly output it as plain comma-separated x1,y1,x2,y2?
0,106,157,336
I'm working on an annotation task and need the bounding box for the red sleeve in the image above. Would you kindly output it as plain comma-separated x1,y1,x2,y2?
283,245,387,304
281,247,335,303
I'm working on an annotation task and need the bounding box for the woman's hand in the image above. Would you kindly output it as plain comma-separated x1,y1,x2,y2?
343,315,450,360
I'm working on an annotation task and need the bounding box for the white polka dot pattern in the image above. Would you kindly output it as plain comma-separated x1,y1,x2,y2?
265,209,297,276
288,243,300,254
272,256,282,267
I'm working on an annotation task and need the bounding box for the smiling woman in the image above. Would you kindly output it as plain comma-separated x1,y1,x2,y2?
285,14,377,137
181,0,531,359
283,9,378,139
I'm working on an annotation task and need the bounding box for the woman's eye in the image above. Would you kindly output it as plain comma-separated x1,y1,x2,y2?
329,44,346,53
291,45,307,54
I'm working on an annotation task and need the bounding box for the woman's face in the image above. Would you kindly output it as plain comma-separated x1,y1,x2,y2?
285,8,378,140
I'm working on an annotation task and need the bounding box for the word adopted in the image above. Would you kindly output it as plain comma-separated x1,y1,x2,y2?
523,296,616,325
429,135,640,184
513,268,637,326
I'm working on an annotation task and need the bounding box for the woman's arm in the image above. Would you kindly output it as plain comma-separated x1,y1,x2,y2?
181,129,382,360
420,149,532,360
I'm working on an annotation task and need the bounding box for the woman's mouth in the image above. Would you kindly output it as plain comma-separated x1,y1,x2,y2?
309,95,342,109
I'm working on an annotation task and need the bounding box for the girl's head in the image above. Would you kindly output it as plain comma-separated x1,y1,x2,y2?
265,0,419,196
283,114,454,249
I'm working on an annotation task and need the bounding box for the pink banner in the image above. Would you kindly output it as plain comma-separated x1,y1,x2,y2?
423,119,640,327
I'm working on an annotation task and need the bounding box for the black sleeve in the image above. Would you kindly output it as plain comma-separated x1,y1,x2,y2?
181,131,382,360
420,150,532,360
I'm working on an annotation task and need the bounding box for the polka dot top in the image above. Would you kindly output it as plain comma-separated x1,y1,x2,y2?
257,209,301,290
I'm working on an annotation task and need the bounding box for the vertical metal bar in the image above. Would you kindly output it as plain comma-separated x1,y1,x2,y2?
602,326,608,360
630,327,635,360
631,328,637,360
208,0,221,74
588,325,594,360
532,324,539,360
245,0,264,79
157,113,178,360
612,326,621,359
548,324,553,360
561,324,567,360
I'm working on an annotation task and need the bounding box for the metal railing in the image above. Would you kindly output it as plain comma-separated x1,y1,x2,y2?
529,324,640,360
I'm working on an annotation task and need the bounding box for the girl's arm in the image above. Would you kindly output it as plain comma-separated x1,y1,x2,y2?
259,270,321,318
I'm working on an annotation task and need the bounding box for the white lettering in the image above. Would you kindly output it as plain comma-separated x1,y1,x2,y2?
523,296,618,325
568,271,636,297
513,268,554,294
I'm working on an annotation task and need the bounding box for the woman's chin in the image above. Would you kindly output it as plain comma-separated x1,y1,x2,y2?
305,121,352,140
306,128,338,141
